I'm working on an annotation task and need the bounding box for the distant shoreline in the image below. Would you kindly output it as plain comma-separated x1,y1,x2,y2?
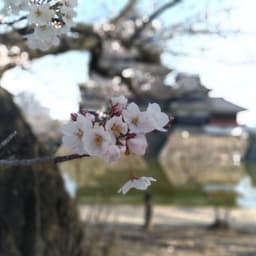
79,205,256,229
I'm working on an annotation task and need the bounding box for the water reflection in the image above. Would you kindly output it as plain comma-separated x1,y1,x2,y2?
62,173,77,198
235,163,256,208
236,176,256,208
59,152,256,208
202,173,256,208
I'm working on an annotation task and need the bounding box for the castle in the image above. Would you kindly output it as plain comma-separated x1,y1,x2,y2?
79,72,246,131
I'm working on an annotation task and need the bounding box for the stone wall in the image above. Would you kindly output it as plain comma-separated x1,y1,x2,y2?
160,128,248,186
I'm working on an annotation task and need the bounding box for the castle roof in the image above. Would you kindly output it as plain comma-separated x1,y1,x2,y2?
174,73,210,95
209,98,246,114
170,97,246,114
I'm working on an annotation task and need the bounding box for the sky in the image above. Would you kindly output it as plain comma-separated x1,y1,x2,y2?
0,0,255,126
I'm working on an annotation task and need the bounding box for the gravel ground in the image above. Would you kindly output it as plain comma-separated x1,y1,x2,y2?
79,206,256,256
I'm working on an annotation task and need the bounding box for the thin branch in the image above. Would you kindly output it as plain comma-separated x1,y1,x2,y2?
129,0,182,44
165,48,189,56
177,27,241,36
0,131,17,151
160,4,243,40
110,0,138,25
0,23,99,74
160,27,242,41
0,15,27,26
0,153,89,167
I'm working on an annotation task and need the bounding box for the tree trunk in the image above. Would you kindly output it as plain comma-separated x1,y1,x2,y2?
0,87,85,256
143,192,153,231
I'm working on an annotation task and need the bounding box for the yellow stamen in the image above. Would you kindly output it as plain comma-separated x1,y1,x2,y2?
111,124,122,137
35,9,42,17
75,130,83,140
132,116,139,126
94,134,103,146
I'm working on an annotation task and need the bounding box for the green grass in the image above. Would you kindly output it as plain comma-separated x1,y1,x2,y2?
77,160,236,206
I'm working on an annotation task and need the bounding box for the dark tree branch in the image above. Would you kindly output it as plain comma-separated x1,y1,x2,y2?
0,15,27,26
110,0,138,25
0,153,89,167
159,4,243,40
0,23,97,51
0,23,100,75
0,131,17,151
129,0,182,44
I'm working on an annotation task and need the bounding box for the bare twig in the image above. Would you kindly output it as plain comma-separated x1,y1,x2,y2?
0,15,27,26
0,23,98,75
0,153,89,167
166,27,241,37
0,131,17,151
129,0,182,44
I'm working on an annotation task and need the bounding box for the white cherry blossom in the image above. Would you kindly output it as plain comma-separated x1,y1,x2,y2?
127,134,148,156
83,126,114,157
118,176,157,194
105,116,128,140
59,97,169,193
2,0,79,50
28,4,54,26
27,25,60,51
61,114,92,155
61,6,77,27
122,103,152,134
146,103,169,132
61,0,78,8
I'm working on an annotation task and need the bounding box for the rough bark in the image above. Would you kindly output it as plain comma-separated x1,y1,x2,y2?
0,87,85,256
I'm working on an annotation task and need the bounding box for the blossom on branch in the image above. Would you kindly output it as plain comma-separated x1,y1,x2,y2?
123,103,152,134
105,116,128,141
27,25,60,51
61,114,92,155
146,103,169,132
82,126,115,157
28,3,53,26
61,96,170,193
127,134,148,156
110,95,128,116
1,0,78,50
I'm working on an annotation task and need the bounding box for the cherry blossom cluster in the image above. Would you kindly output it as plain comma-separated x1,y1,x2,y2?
1,0,77,51
61,96,169,194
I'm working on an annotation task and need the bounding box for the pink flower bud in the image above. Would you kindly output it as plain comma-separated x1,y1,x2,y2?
70,113,78,121
79,108,95,122
127,135,148,156
110,104,123,116
102,145,121,164
111,96,128,108
110,96,128,116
